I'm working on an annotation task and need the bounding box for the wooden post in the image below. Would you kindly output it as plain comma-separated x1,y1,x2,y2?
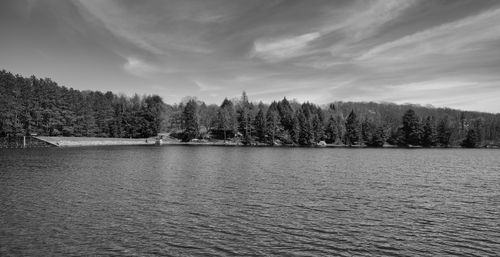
23,136,26,148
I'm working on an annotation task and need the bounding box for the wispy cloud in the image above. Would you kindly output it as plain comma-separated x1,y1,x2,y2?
193,80,222,92
329,0,417,40
286,0,418,68
251,32,321,62
75,0,213,55
75,1,163,54
358,7,500,61
123,57,161,77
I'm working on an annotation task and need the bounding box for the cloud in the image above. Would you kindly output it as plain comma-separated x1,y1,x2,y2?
123,57,162,77
358,7,500,61
339,0,416,39
193,80,222,92
75,0,213,55
3,0,500,113
251,32,321,62
281,0,418,68
75,1,163,54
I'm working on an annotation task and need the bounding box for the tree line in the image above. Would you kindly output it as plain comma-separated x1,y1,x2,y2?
0,70,163,138
1,70,499,147
173,93,499,148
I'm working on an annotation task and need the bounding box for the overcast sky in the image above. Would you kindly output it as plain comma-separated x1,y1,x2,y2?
1,0,499,112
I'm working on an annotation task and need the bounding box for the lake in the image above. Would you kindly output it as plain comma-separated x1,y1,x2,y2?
1,146,499,256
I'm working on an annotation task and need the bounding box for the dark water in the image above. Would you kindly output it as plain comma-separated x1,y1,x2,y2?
1,146,499,256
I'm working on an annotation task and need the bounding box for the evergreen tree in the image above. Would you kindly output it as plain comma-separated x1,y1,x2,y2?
312,115,324,142
361,119,375,145
325,116,339,144
437,116,453,147
253,108,267,142
237,92,253,144
401,109,422,146
277,97,295,134
345,110,360,146
421,116,437,147
361,119,386,147
297,109,313,146
471,118,485,146
461,129,479,148
369,126,386,147
181,99,199,142
266,102,281,145
290,114,300,144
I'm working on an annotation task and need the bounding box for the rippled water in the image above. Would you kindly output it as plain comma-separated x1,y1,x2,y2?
1,146,499,256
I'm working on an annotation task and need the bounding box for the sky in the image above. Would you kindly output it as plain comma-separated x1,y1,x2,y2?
1,0,500,113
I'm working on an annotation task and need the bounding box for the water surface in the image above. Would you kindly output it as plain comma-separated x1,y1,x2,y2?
1,146,499,256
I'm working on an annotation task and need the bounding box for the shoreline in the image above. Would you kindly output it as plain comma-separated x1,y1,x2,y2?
35,136,156,147
27,136,496,149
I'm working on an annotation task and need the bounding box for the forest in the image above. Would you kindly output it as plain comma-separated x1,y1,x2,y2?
1,69,499,148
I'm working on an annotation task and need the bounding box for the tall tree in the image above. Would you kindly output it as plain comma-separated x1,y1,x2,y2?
421,116,437,147
266,102,281,145
361,119,386,147
141,95,164,137
181,99,199,142
437,116,453,147
325,116,339,144
345,110,360,146
277,97,295,133
217,98,236,141
401,109,422,146
369,126,386,147
253,108,267,143
461,129,479,148
312,115,324,142
361,119,375,145
297,109,313,146
237,91,253,144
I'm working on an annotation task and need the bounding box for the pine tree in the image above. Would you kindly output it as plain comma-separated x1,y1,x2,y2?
237,92,253,144
421,116,437,147
266,102,280,145
401,109,422,146
297,109,313,146
437,116,452,147
253,108,267,142
277,97,295,134
290,114,300,144
312,115,324,142
325,116,338,144
471,118,485,146
345,110,360,146
361,119,375,145
370,126,386,147
461,129,478,148
182,99,199,142
361,119,386,147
